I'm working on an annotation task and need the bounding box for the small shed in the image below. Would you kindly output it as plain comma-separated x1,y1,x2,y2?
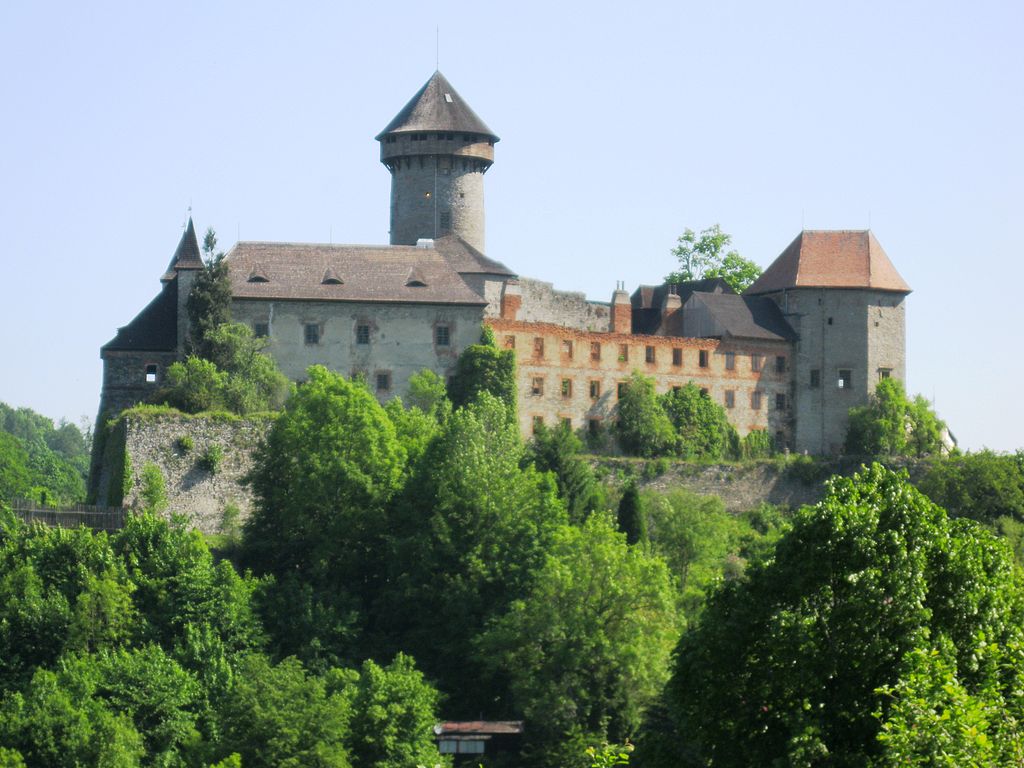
434,720,524,762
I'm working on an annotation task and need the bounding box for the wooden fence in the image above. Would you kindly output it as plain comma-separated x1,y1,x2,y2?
8,498,128,533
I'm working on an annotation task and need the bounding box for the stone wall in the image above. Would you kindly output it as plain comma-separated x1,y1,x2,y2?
515,278,612,332
96,411,271,535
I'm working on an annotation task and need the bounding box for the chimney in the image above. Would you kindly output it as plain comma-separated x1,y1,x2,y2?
500,280,522,320
611,281,632,333
660,284,682,333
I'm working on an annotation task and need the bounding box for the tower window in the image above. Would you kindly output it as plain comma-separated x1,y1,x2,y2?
879,368,892,380
776,393,787,410
810,369,821,388
145,364,158,384
439,211,451,232
838,369,852,389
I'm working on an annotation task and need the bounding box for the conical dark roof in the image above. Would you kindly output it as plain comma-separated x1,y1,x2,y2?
376,71,498,141
161,218,204,281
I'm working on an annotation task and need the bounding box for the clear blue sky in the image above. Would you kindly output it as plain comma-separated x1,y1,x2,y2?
1,1,1021,451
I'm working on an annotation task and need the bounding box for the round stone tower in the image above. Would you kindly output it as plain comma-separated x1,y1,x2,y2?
377,71,498,254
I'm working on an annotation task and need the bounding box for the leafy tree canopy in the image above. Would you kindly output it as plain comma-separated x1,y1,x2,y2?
615,372,676,458
659,382,737,460
447,324,517,416
186,228,232,360
665,225,762,294
845,377,946,457
526,421,601,523
654,464,1024,767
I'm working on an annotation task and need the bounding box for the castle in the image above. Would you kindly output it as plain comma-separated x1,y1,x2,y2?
100,71,910,455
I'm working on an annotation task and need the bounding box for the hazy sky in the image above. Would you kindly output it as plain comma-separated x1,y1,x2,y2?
1,1,1021,450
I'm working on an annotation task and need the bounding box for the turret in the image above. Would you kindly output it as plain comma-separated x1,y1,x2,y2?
377,71,498,254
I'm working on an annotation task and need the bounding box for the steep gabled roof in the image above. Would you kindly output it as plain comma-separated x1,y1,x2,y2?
684,292,797,342
376,71,498,140
225,242,487,306
161,217,204,282
746,230,910,295
102,281,179,352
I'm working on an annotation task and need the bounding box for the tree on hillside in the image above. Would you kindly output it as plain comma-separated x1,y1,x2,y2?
646,464,1024,767
845,377,945,457
615,372,675,458
447,325,517,415
476,514,679,763
186,228,232,360
918,449,1024,524
616,481,646,545
659,382,737,460
526,421,600,523
664,225,762,293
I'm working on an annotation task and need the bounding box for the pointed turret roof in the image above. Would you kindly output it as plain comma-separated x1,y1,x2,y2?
745,230,911,295
376,71,498,141
161,218,204,282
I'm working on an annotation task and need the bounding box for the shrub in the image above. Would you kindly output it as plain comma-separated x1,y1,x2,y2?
138,463,168,514
199,444,223,474
175,435,194,454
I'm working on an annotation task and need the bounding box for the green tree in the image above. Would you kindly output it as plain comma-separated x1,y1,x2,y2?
477,514,679,757
405,369,450,418
216,654,353,768
187,228,232,360
664,225,762,294
526,421,600,523
616,481,646,545
243,366,406,666
615,372,676,458
138,464,167,515
447,325,516,415
919,449,1024,525
348,654,444,768
845,378,945,457
652,464,1024,767
659,382,737,460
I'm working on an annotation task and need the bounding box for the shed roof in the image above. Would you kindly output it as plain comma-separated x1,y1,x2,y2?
435,721,525,736
102,281,179,352
225,241,488,306
376,71,498,140
746,230,910,295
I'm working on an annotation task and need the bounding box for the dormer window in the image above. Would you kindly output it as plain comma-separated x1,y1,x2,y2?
248,264,269,283
322,267,343,285
406,267,428,287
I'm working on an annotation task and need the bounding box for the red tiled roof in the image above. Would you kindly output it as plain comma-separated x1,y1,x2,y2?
745,230,910,295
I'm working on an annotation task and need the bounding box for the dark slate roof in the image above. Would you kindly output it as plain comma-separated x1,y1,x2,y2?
746,230,911,295
225,241,487,306
376,71,498,140
161,218,204,282
631,278,734,335
686,292,797,341
433,234,516,277
102,280,179,352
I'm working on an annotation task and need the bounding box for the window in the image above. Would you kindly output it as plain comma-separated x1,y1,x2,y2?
838,369,852,389
253,322,269,338
504,335,516,349
725,351,735,370
439,211,451,233
879,368,892,380
532,416,544,433
562,339,574,358
531,377,544,396
588,418,601,436
751,354,763,372
562,417,572,430
828,317,834,325
699,349,709,368
776,393,787,410
775,356,786,374
356,324,370,345
590,380,601,399
672,348,683,367
304,323,321,345
700,387,709,396
561,379,573,398
617,382,627,398
810,369,821,388
618,344,629,362
591,342,601,361
145,364,158,384
724,390,735,409
376,372,391,392
751,391,763,410
645,345,656,364
435,325,450,347
533,337,545,358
